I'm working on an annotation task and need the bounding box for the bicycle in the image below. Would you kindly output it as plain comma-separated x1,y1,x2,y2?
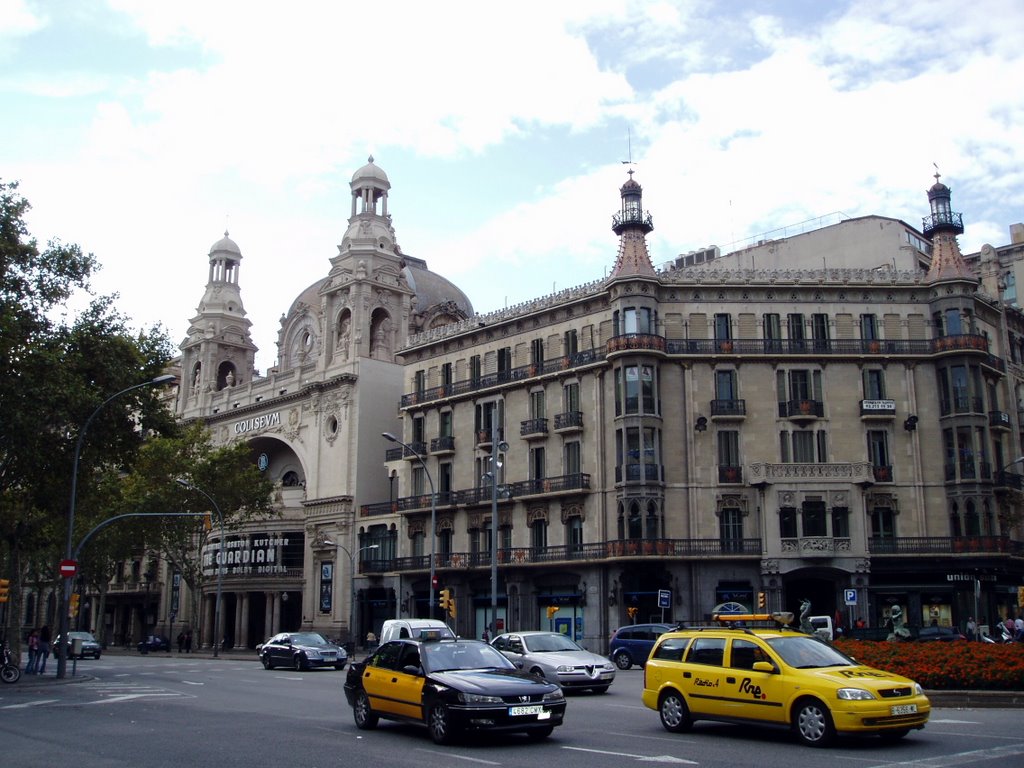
1,641,22,684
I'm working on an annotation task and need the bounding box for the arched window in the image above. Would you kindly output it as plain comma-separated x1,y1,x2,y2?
964,499,980,536
950,501,962,537
627,501,643,539
645,499,659,539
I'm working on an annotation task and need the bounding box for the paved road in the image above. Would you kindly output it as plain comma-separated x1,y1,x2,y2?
2,655,1023,768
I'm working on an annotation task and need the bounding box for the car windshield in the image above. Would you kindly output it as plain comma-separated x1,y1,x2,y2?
422,642,515,672
69,632,95,640
290,632,331,646
766,636,857,669
524,634,584,653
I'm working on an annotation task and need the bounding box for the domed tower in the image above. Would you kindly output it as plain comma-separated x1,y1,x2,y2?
607,170,657,279
923,171,971,283
179,231,256,406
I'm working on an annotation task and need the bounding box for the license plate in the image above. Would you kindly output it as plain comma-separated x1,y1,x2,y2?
508,705,544,716
890,704,917,715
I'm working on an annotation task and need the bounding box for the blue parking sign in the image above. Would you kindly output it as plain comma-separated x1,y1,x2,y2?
844,588,857,605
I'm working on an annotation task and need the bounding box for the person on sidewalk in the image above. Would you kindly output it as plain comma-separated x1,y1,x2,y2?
25,628,40,674
37,625,51,674
966,616,977,641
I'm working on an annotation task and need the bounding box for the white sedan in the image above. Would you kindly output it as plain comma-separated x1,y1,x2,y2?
491,631,616,693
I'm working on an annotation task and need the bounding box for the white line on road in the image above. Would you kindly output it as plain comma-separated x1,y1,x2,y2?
416,748,501,765
929,718,980,724
83,693,186,705
1,699,59,709
180,680,204,685
865,743,1024,768
563,746,698,764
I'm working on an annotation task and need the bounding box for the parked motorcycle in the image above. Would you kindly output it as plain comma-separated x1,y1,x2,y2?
1,641,21,683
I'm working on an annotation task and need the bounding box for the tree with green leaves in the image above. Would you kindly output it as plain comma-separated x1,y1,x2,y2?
119,423,278,646
0,179,175,653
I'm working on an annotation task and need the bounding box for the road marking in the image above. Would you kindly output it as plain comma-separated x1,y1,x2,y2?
865,744,1024,768
83,693,184,705
416,748,500,765
1,699,59,709
181,680,204,685
563,746,698,764
929,718,979,724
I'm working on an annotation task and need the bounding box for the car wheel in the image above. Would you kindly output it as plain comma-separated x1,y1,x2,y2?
659,690,692,733
353,691,378,730
527,725,554,741
261,653,273,670
2,665,21,684
878,728,910,742
613,650,632,670
428,703,456,745
794,698,836,747
294,654,307,671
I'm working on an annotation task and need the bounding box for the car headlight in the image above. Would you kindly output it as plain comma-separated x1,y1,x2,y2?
602,663,615,671
458,692,504,704
836,688,876,701
306,650,322,659
542,690,565,703
555,665,572,673
914,683,924,696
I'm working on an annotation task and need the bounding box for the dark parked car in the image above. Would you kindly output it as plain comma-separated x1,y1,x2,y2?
916,625,966,642
56,631,102,659
609,623,673,669
258,631,347,670
344,635,566,744
137,635,171,654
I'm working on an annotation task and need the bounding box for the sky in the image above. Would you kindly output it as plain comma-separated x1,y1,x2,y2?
2,0,1023,374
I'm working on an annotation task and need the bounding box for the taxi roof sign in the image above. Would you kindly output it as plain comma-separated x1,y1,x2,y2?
710,611,795,626
417,628,445,642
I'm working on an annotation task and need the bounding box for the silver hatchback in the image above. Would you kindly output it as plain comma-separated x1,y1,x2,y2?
491,631,615,693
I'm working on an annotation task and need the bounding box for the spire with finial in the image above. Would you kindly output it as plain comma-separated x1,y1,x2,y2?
923,167,971,283
607,166,656,279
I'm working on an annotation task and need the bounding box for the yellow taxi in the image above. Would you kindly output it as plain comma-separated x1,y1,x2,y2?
641,613,930,747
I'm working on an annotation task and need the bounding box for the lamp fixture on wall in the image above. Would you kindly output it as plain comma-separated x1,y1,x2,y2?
694,416,708,432
903,415,918,431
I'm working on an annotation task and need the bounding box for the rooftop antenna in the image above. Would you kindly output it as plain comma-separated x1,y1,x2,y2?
621,127,635,175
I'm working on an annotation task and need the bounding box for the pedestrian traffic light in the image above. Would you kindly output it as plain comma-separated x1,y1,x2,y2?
758,591,767,610
546,606,559,620
0,578,9,603
439,588,451,612
69,593,80,617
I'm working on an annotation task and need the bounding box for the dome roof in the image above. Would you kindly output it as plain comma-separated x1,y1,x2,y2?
210,230,241,256
403,257,474,317
351,155,390,187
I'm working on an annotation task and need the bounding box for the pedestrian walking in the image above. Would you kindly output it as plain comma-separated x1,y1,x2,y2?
25,628,40,674
966,616,977,641
37,625,51,674
184,629,192,653
177,631,185,653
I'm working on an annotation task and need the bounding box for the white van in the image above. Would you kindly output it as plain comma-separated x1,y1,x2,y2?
378,618,455,644
809,615,834,641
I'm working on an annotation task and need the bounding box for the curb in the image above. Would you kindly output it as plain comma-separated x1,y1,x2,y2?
925,690,1024,708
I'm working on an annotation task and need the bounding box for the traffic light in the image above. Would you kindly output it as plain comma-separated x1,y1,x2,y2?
203,512,212,532
447,592,457,619
546,605,559,620
758,591,767,610
627,606,638,620
0,578,9,603
69,593,81,618
439,588,451,612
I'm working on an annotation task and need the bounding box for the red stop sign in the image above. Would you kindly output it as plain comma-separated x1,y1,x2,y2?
59,559,78,577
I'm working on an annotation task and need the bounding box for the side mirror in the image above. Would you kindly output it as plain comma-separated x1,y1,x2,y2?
402,664,422,676
752,661,777,674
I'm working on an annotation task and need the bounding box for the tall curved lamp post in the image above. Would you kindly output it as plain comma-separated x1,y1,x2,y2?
338,543,379,649
382,432,436,618
486,421,510,636
175,478,225,658
58,373,176,679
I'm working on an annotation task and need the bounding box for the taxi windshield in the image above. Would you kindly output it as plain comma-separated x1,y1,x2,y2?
766,636,856,669
422,642,515,673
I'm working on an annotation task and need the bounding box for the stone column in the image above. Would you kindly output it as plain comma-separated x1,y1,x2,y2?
239,592,250,648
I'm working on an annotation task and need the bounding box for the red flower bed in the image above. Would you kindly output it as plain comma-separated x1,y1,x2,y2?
835,639,1024,690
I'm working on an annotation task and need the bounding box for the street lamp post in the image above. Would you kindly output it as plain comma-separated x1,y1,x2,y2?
487,420,510,637
175,479,225,658
382,432,436,618
339,543,379,649
59,373,176,679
